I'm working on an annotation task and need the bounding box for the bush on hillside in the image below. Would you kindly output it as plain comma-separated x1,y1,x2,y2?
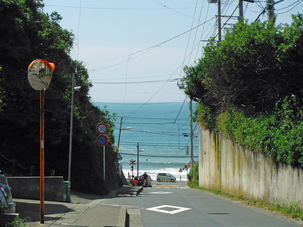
182,14,303,167
188,162,199,188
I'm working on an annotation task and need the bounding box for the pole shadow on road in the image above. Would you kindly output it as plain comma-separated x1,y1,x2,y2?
16,202,74,222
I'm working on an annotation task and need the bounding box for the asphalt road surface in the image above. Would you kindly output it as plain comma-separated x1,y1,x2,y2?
103,181,302,227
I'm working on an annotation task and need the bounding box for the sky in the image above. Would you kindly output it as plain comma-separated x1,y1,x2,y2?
42,0,303,103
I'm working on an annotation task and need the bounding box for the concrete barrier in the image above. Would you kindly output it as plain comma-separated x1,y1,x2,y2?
199,126,303,208
116,186,143,196
7,176,63,202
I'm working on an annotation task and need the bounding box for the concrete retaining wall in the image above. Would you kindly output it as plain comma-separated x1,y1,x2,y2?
199,126,303,207
7,176,64,202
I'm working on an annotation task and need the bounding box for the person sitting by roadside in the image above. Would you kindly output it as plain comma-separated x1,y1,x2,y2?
133,176,138,186
142,172,148,179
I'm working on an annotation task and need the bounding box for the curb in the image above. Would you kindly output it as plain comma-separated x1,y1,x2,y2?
117,207,128,227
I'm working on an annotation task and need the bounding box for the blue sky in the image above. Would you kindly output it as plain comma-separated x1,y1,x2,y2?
42,0,303,103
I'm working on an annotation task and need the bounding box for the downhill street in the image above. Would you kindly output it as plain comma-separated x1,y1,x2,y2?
104,181,302,227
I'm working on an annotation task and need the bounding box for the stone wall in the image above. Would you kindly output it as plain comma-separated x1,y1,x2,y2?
7,176,64,202
199,127,303,207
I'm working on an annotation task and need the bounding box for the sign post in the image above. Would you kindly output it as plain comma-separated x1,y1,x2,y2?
96,123,108,180
28,59,55,224
129,159,136,178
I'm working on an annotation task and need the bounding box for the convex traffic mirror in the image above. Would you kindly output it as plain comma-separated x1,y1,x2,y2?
28,59,55,91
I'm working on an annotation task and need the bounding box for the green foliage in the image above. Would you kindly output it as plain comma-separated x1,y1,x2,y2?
214,189,221,195
194,103,217,130
187,161,199,188
0,0,121,194
268,198,303,220
9,216,29,227
184,14,303,116
214,96,303,166
183,13,303,167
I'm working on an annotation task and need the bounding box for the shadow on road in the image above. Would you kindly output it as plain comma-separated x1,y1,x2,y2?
16,201,74,222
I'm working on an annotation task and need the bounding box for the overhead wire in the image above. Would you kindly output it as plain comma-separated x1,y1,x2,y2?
119,152,199,158
150,0,201,21
76,0,81,62
119,1,200,113
196,1,209,59
173,97,187,124
276,0,303,14
214,4,239,40
45,4,192,11
173,0,199,127
92,79,179,84
189,0,204,63
56,2,204,152
183,0,199,66
119,17,215,118
89,17,215,73
48,2,200,157
121,56,130,117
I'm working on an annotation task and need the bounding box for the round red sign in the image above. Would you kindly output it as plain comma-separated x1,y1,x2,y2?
96,123,108,134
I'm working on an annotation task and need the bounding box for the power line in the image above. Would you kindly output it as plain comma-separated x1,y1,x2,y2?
173,97,187,124
90,17,215,73
120,140,198,146
150,0,201,21
91,78,179,84
276,0,303,14
45,5,194,10
119,152,199,158
92,73,175,81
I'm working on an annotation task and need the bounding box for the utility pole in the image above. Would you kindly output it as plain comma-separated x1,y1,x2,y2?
267,0,275,21
177,81,194,169
190,98,194,170
218,0,222,42
240,1,255,21
117,117,123,176
137,143,139,177
239,0,243,21
240,1,256,21
68,73,75,184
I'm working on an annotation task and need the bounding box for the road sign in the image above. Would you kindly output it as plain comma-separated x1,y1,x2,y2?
118,153,123,160
130,159,136,165
96,123,108,134
97,135,108,147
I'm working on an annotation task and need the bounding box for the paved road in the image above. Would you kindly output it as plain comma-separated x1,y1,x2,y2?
103,181,303,227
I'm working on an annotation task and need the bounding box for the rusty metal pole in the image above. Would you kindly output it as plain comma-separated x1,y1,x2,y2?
40,90,45,224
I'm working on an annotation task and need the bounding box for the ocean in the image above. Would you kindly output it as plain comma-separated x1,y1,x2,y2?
94,102,199,181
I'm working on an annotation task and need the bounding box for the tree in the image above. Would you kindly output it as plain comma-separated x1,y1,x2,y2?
182,14,303,166
183,15,303,116
0,0,120,194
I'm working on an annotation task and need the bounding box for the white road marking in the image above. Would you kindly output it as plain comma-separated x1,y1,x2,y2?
149,192,172,194
146,205,191,214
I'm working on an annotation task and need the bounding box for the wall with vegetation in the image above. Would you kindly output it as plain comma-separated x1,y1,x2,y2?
199,126,303,208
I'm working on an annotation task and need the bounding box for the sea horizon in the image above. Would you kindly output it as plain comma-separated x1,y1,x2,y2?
93,102,199,181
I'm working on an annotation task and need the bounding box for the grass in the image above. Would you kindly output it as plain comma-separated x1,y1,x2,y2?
9,216,29,227
187,182,303,221
0,208,29,227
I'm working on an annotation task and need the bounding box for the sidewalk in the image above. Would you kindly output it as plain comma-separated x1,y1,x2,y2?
14,191,127,227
